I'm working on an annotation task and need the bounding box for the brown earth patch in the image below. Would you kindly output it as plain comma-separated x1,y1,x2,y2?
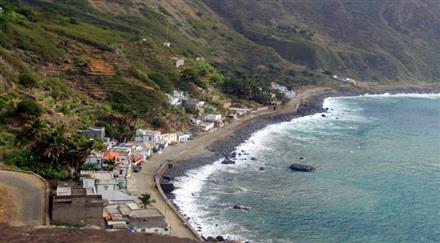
0,186,13,223
0,224,197,243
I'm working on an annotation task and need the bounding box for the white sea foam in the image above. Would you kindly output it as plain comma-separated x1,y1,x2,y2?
353,92,440,99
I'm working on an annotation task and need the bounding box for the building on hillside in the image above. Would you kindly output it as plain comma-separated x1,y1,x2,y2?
80,171,133,201
183,98,205,112
163,41,171,47
177,132,191,143
135,129,162,144
204,114,222,122
270,82,295,98
162,132,177,145
52,184,105,228
77,127,106,140
104,204,170,235
84,151,104,170
189,118,203,126
166,90,185,106
0,7,4,14
171,57,184,68
200,122,215,132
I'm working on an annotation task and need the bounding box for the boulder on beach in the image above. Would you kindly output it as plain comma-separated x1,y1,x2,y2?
250,157,257,161
259,167,265,171
289,163,316,172
321,114,327,117
222,158,235,164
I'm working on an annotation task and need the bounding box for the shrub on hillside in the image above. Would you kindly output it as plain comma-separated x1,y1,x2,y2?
15,99,42,118
18,73,37,87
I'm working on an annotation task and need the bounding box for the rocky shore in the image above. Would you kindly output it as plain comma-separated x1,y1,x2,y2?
164,84,440,185
161,84,440,239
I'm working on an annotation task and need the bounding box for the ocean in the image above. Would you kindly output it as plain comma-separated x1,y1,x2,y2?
172,94,440,242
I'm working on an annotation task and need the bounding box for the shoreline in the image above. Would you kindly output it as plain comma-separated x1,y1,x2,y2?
164,83,440,180
157,83,440,240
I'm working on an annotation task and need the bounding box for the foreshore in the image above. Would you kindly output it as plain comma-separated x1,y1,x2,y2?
130,83,440,241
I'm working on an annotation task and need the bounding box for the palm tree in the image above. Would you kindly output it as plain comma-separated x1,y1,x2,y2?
139,193,153,208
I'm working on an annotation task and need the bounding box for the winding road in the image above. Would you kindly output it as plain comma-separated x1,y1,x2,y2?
0,170,48,226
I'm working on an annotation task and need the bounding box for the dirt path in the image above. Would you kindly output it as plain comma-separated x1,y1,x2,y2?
128,87,329,240
0,170,48,226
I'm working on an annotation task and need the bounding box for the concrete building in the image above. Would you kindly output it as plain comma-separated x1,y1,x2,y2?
104,204,170,235
177,132,190,143
171,57,184,68
52,184,105,228
84,151,104,170
183,98,205,112
205,114,222,122
162,132,177,145
78,127,106,140
135,129,162,144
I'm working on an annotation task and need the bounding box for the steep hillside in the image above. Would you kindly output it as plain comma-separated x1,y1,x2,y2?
0,0,438,177
204,0,440,83
0,0,301,177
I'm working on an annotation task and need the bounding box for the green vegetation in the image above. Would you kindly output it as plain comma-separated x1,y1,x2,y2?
0,0,436,178
139,193,153,208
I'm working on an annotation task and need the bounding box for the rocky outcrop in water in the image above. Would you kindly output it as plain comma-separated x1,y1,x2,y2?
289,163,316,172
221,158,235,164
232,205,252,211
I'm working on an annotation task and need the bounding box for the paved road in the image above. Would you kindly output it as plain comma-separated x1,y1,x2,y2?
0,170,47,226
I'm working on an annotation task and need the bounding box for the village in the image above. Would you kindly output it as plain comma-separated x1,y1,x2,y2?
50,80,296,237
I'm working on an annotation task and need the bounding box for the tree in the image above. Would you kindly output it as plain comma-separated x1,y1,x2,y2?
180,68,204,88
139,193,153,208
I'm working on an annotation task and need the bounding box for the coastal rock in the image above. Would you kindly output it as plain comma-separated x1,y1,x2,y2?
259,167,265,171
299,157,304,160
231,152,237,157
216,236,226,241
321,114,327,117
250,157,257,161
221,158,235,165
233,205,251,211
289,163,316,172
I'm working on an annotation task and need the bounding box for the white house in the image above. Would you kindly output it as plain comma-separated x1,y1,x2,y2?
135,129,162,144
205,114,222,122
177,132,190,143
171,57,184,68
161,132,177,145
163,41,171,47
166,90,185,106
0,7,4,14
80,171,133,202
84,151,104,170
80,171,118,195
200,122,215,131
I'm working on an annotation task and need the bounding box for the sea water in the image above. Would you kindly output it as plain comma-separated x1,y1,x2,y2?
173,94,440,242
